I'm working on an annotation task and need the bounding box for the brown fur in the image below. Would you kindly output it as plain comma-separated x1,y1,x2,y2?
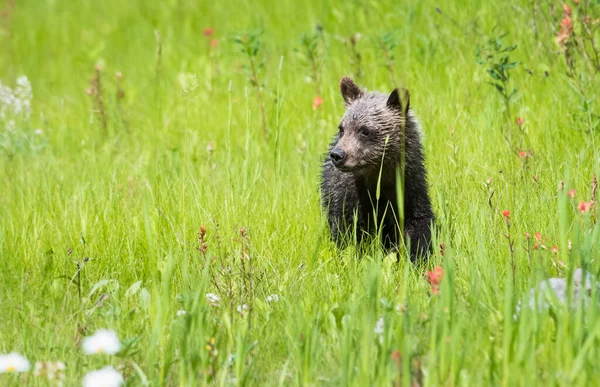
320,77,434,261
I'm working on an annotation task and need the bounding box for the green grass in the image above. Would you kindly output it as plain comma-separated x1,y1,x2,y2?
1,0,600,385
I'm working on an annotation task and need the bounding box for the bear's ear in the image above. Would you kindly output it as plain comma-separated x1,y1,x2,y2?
340,76,363,106
387,88,410,115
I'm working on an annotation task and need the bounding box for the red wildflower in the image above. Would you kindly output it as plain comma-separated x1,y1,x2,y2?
502,210,511,219
578,201,593,213
552,245,558,254
556,15,574,46
203,27,215,37
518,150,532,159
426,266,444,295
575,0,580,4
534,232,542,242
524,232,531,240
391,350,402,365
517,117,524,126
312,96,323,110
210,39,219,48
562,4,572,16
568,189,576,198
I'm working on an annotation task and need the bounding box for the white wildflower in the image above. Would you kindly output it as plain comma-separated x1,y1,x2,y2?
82,329,122,355
0,76,32,122
83,366,124,387
206,293,220,307
374,317,384,336
266,294,279,303
374,317,385,345
176,310,186,317
236,304,249,316
0,352,31,373
34,361,66,380
34,128,43,135
225,353,236,367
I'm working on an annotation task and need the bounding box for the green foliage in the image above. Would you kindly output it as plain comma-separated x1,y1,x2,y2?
1,0,600,385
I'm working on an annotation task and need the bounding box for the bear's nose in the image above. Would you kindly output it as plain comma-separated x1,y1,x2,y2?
330,148,346,166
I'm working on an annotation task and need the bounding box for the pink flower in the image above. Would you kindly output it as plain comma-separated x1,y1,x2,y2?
562,4,572,16
568,189,576,198
502,210,510,219
312,96,323,110
552,245,558,254
518,150,533,159
203,27,215,37
517,117,524,126
426,266,444,295
578,201,593,213
210,39,219,48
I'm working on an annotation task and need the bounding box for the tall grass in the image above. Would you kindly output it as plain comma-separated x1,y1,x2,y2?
1,0,599,385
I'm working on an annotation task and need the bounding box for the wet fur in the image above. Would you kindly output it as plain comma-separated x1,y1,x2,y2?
320,77,434,261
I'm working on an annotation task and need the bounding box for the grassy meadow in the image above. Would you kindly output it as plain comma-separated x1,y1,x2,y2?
1,0,600,385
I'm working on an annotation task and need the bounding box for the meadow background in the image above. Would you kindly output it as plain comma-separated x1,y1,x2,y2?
1,0,600,385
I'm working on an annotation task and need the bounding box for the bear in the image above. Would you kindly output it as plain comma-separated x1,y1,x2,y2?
320,77,434,261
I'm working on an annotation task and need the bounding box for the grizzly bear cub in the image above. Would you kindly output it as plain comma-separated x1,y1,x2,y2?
320,77,434,261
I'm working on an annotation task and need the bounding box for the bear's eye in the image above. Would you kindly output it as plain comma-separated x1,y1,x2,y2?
338,125,344,135
360,127,370,137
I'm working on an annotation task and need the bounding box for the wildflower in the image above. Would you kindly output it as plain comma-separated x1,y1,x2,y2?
206,293,220,307
0,76,32,122
575,0,580,4
374,317,384,334
556,15,574,46
312,96,323,110
518,150,531,159
82,329,121,355
115,71,122,80
578,201,593,213
34,361,66,381
83,366,124,387
395,304,407,313
426,266,444,295
517,117,524,126
568,189,576,198
0,353,31,373
552,245,558,254
203,27,214,37
501,210,510,219
562,4,572,16
524,232,531,240
225,353,236,367
210,39,219,48
390,350,401,365
533,233,545,250
206,142,214,153
34,128,43,135
176,310,186,317
266,294,279,303
236,304,249,316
